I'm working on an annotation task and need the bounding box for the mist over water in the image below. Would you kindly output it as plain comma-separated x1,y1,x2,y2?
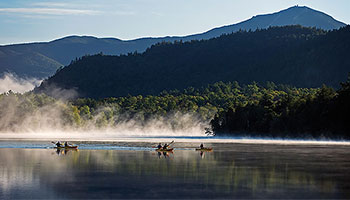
0,93,208,139
1,90,349,145
0,75,211,139
0,75,349,145
0,73,42,93
0,107,208,139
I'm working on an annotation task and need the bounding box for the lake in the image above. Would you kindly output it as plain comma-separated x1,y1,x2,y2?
0,140,350,199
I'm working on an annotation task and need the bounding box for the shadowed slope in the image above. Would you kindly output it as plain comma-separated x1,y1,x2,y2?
36,26,350,99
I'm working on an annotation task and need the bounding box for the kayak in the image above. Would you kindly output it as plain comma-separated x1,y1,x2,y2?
155,148,174,152
54,146,78,150
195,148,213,152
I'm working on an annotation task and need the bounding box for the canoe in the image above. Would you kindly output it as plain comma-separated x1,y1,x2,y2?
54,146,78,150
195,148,213,152
155,148,174,152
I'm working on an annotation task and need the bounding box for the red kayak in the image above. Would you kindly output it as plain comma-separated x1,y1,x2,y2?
155,148,174,152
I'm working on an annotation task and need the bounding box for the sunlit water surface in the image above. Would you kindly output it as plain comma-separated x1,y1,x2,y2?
0,139,350,199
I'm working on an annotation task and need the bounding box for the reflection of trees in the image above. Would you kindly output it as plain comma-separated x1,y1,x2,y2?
0,147,349,198
69,149,339,194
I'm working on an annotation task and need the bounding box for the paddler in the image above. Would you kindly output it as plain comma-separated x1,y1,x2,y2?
157,143,162,149
64,141,70,147
55,141,62,147
163,143,169,150
200,143,204,149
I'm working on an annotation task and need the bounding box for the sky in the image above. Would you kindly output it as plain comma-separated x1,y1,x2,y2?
0,0,349,45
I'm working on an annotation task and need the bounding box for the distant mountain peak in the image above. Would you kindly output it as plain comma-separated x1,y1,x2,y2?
255,5,346,28
193,5,346,40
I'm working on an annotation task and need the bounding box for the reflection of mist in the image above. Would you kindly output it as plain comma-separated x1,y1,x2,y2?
0,149,72,199
0,166,39,194
0,73,42,93
1,145,348,199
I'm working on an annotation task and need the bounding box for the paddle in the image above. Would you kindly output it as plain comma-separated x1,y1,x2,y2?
164,140,174,149
153,141,174,149
51,141,60,149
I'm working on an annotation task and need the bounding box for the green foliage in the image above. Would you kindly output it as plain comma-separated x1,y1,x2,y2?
211,81,350,139
69,81,324,131
2,78,350,139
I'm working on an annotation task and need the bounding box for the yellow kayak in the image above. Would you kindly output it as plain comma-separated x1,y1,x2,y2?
195,148,213,152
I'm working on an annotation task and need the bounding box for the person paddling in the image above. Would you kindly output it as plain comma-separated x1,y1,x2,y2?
200,143,204,149
163,143,169,150
55,141,62,147
157,143,162,149
162,141,174,150
64,142,70,147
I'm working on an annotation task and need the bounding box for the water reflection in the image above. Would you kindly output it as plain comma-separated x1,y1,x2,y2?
0,143,349,199
155,151,173,159
54,148,78,156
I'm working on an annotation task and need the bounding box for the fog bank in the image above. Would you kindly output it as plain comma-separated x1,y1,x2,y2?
0,92,209,138
0,73,42,93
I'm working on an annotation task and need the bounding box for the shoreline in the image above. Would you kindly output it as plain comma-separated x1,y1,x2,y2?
1,136,349,146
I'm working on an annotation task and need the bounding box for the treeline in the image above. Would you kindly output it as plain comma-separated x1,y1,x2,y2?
2,79,350,139
0,81,317,131
211,77,350,139
37,25,350,98
70,81,321,125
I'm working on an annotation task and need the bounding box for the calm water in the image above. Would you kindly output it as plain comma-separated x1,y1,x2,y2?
0,140,350,199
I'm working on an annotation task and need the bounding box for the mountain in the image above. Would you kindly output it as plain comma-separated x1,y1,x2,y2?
0,6,346,79
187,5,346,40
0,37,155,78
36,25,350,99
0,48,62,78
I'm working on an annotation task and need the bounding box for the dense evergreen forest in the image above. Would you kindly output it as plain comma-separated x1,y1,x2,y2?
1,81,317,131
211,76,350,139
37,25,350,99
3,77,350,139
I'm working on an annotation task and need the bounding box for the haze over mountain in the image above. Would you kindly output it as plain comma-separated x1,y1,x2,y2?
0,6,346,79
36,25,350,99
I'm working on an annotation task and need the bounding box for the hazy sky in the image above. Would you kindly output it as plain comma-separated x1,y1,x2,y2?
0,0,349,45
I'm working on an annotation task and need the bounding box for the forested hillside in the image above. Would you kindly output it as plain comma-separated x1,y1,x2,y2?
37,25,350,98
0,6,345,79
